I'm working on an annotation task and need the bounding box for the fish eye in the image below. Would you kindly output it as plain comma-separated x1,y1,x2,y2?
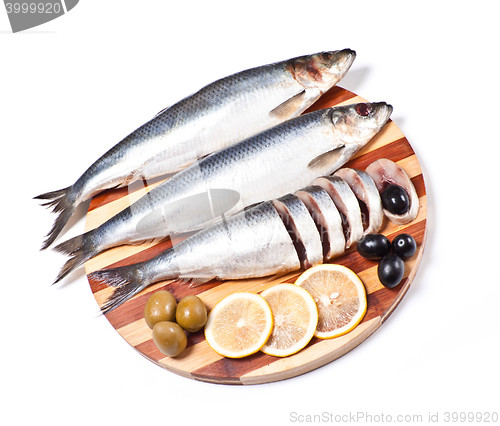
355,103,372,117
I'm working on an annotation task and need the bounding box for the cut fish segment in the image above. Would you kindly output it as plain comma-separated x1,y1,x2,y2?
272,194,323,269
365,158,419,225
295,185,345,260
312,176,363,248
334,168,383,234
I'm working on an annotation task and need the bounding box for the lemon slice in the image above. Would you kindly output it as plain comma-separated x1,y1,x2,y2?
260,284,318,357
204,292,273,358
295,264,367,339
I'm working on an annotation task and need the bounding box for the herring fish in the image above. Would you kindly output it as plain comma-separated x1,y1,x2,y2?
36,49,356,249
55,102,392,283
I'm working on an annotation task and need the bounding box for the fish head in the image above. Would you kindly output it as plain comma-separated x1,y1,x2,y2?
329,102,393,155
306,102,392,174
290,49,356,92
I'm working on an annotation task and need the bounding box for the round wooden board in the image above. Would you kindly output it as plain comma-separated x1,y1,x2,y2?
85,87,427,385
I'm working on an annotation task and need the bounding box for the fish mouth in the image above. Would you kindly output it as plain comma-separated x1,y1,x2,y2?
329,48,356,76
370,102,393,125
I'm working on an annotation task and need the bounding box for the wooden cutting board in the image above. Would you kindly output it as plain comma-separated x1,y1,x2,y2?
85,87,427,385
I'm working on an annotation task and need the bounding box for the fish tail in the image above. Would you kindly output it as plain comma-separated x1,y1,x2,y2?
35,186,77,249
53,232,98,283
88,266,147,315
89,248,181,314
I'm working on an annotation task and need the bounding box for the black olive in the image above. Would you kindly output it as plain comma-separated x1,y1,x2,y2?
391,234,417,260
381,184,410,215
357,234,391,260
378,254,405,288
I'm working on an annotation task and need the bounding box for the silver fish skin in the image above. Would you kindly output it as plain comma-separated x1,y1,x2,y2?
54,102,392,283
36,49,356,249
90,202,301,313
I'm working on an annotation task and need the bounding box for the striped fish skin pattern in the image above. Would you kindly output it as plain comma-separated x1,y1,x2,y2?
54,102,392,284
84,89,427,384
36,49,356,249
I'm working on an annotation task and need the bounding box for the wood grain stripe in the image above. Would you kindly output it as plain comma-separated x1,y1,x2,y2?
239,317,381,385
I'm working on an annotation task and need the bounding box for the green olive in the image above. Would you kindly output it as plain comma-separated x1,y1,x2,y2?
152,321,187,357
175,295,207,333
144,290,177,329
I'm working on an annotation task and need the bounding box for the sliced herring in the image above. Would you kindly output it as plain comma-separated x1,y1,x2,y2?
312,175,363,248
295,185,345,260
334,168,384,234
365,158,419,225
272,194,323,269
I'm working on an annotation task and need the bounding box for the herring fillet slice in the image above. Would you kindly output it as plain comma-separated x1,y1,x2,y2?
313,175,363,248
334,168,383,234
295,185,345,260
365,158,419,225
272,194,323,269
36,49,356,249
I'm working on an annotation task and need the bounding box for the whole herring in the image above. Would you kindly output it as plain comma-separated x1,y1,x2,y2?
36,49,356,249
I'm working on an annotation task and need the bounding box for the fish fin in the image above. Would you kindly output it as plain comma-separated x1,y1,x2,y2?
307,146,345,171
269,88,322,120
34,187,68,201
153,105,170,118
176,276,215,288
35,186,76,249
53,232,97,283
89,266,145,315
127,237,165,246
269,91,308,120
114,167,145,189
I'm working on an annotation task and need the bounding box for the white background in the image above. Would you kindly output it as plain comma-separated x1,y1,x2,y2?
1,1,499,425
